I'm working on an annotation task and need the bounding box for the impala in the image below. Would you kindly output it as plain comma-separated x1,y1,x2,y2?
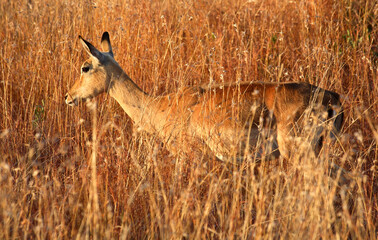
65,32,343,161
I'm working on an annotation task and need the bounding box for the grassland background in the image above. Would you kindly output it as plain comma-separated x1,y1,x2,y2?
0,0,377,239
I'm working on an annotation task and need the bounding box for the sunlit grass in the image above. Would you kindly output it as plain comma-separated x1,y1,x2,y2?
0,0,376,238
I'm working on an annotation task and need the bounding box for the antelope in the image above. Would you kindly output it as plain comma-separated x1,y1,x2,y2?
65,32,344,162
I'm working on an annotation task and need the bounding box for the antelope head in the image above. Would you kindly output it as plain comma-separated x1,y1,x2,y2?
65,32,119,106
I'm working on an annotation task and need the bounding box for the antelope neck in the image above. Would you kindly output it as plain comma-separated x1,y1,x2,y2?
108,71,153,123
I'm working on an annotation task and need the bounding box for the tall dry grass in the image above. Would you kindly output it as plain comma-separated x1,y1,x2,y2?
0,0,377,239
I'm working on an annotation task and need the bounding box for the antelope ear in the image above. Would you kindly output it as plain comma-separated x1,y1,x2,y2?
101,32,114,57
79,35,104,62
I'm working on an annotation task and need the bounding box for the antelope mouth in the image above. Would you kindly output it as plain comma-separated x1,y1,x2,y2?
66,99,78,107
65,94,79,106
65,94,95,107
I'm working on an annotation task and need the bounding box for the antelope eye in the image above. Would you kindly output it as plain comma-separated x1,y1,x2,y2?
81,66,90,73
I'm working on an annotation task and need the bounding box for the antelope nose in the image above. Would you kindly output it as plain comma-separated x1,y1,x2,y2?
65,93,74,106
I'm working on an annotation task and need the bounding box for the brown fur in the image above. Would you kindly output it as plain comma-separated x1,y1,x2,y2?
65,32,344,161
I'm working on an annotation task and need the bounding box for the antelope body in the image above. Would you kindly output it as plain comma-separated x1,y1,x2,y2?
65,32,343,161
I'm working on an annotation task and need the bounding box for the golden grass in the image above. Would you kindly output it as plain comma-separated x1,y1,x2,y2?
0,0,377,238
